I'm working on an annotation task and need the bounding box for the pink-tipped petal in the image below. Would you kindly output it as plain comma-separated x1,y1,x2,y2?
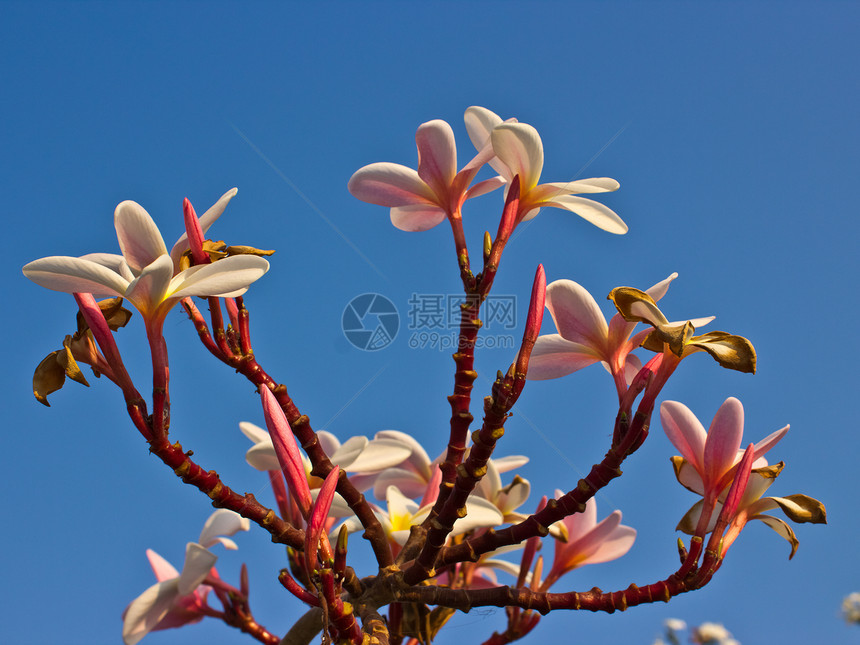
390,204,447,231
545,279,609,350
114,200,168,272
661,401,707,471
348,163,437,207
703,397,745,488
527,334,603,380
146,549,180,583
579,523,636,565
751,424,790,462
415,119,457,199
645,273,679,302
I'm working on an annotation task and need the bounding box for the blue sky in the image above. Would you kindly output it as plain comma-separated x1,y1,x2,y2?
2,2,858,644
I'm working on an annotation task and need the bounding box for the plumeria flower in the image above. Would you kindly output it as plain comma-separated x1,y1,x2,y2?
540,494,635,591
467,108,625,233
528,273,713,398
348,112,505,231
677,461,827,559
337,485,503,549
122,509,250,645
472,459,531,524
349,429,528,502
23,190,269,331
239,422,413,516
661,397,788,505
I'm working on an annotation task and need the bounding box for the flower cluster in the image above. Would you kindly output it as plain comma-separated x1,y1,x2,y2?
20,105,827,645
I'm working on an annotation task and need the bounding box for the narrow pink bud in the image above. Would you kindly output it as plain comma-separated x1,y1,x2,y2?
497,174,521,242
305,466,340,571
515,264,546,379
73,293,136,397
260,386,312,517
707,443,755,555
182,197,208,265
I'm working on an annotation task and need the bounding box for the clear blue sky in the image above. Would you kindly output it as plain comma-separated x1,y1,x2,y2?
2,2,858,644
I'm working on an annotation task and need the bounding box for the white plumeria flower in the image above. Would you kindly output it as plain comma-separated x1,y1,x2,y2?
23,189,269,329
472,458,531,523
465,107,625,233
352,429,529,503
337,485,504,547
239,423,413,516
122,510,249,645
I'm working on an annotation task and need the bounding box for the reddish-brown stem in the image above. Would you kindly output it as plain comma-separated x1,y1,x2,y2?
145,318,170,442
427,407,654,569
181,298,222,357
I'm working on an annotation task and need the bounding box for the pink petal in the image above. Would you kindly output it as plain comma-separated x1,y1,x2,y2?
545,279,609,350
390,204,447,231
415,119,457,201
660,401,707,472
114,200,168,273
306,467,340,564
579,524,636,565
751,424,789,462
561,496,598,544
146,549,180,582
260,387,312,514
527,334,603,380
703,397,745,490
348,163,437,207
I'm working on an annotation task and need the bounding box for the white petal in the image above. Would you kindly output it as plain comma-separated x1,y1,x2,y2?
345,438,413,473
329,435,368,468
371,468,431,500
491,123,544,191
23,256,130,297
386,485,419,519
645,272,678,302
239,421,270,445
491,456,529,473
114,200,168,272
125,254,174,315
544,195,627,234
540,178,620,194
167,255,269,300
122,579,180,645
198,509,249,549
317,430,342,457
146,549,180,582
176,543,217,595
375,430,432,477
245,442,280,471
464,106,503,150
449,495,505,535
